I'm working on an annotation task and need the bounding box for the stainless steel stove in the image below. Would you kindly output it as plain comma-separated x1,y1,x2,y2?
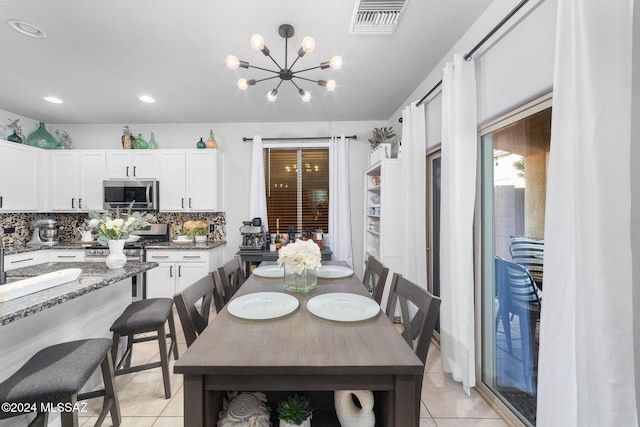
83,224,169,300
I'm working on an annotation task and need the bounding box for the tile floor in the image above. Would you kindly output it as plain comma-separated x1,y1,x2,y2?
79,311,510,427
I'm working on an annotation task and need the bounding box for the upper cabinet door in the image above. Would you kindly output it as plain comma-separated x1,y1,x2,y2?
186,151,217,211
0,142,40,211
158,151,187,211
79,152,106,211
50,152,78,211
105,151,158,179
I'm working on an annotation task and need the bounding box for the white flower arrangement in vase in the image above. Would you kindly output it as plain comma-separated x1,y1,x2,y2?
277,239,321,293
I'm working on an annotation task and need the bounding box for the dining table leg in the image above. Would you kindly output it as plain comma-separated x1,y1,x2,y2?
183,375,204,427
395,374,418,427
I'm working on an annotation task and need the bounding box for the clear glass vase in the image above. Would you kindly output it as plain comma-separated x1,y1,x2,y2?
284,265,317,293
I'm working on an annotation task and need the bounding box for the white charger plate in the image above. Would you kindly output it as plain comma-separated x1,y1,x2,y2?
317,265,354,279
252,264,284,278
306,293,380,322
228,292,299,320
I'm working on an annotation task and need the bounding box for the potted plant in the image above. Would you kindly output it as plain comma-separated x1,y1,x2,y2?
368,126,396,165
277,394,313,427
189,227,209,242
121,125,134,149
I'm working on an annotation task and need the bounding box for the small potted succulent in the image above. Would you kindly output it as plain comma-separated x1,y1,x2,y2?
189,227,209,242
277,394,313,427
121,125,134,149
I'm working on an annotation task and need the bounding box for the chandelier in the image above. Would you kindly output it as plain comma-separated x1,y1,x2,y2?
226,24,342,102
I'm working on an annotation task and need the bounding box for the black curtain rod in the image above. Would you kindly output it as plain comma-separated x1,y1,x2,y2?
242,135,357,142
399,0,530,122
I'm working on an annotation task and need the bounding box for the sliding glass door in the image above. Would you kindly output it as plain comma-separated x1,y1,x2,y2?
480,101,551,426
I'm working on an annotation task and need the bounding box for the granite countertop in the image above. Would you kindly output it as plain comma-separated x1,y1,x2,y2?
0,261,158,326
144,240,226,250
3,240,227,255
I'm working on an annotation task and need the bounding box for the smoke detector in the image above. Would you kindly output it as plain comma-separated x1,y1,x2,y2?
349,0,410,35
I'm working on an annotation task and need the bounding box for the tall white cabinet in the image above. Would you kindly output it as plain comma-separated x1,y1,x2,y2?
363,159,402,305
0,141,41,212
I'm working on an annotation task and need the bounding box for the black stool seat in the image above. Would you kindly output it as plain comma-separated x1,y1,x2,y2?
0,339,111,402
109,297,178,399
0,338,121,427
111,298,174,332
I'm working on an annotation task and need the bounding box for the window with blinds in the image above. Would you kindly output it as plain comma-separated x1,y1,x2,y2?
264,148,329,233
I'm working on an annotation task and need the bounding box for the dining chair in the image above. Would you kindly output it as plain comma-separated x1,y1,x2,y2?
174,274,219,348
386,273,441,425
509,236,544,289
494,255,541,393
217,256,247,303
362,254,390,310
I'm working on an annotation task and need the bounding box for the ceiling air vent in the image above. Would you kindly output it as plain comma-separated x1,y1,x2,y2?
349,0,410,35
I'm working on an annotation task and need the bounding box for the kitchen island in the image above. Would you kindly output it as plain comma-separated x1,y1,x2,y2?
0,261,159,427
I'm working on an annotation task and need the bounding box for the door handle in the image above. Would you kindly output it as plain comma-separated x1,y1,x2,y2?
0,196,3,208
178,265,182,277
189,198,192,208
71,198,75,208
78,198,83,209
133,166,137,177
169,266,173,277
126,166,130,177
181,198,184,209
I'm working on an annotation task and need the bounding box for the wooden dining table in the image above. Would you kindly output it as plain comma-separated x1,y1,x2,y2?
173,261,424,427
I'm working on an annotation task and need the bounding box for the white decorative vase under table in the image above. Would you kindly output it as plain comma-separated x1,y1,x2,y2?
106,239,127,269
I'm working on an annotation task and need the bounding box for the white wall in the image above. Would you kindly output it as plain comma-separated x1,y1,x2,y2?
389,0,557,148
0,115,381,274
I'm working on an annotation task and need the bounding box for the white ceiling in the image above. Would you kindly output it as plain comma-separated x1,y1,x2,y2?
0,0,493,124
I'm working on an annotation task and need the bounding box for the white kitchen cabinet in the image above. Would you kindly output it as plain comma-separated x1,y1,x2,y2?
48,249,85,262
4,251,45,271
363,159,402,305
0,141,41,212
145,249,217,298
158,150,218,212
106,151,158,179
50,151,105,211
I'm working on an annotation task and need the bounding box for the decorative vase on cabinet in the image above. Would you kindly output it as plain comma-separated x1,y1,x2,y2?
148,132,159,149
196,137,206,149
7,131,22,144
205,130,218,149
26,122,58,149
133,133,148,149
106,240,127,269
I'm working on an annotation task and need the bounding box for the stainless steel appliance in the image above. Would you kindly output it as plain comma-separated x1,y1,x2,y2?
103,180,159,211
239,224,265,250
27,219,59,246
84,224,169,300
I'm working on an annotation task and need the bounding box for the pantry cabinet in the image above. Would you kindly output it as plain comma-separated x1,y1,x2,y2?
158,150,218,212
49,151,105,211
106,151,158,179
0,141,41,212
145,249,220,298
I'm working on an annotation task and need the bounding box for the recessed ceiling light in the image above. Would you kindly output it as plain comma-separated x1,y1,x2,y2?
7,19,47,39
44,96,63,104
138,95,156,103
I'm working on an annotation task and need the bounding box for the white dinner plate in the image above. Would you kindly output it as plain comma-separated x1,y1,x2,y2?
228,292,299,320
317,265,354,279
252,264,284,278
306,293,380,322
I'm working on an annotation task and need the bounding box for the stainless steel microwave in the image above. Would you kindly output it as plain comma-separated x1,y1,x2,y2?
103,180,159,210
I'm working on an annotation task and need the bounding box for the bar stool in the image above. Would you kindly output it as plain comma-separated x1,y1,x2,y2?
0,338,121,427
110,298,178,399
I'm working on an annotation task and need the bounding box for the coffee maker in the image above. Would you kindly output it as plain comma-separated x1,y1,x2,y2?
239,218,265,250
27,219,59,246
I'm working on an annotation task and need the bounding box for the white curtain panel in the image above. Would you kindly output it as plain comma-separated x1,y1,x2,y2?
439,53,477,393
249,135,269,231
401,102,427,286
537,1,636,425
328,133,353,267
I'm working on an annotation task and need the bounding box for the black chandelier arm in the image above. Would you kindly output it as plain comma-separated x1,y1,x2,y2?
292,75,320,84
265,52,283,71
288,54,304,71
254,75,281,84
292,64,324,74
290,80,303,91
247,64,281,74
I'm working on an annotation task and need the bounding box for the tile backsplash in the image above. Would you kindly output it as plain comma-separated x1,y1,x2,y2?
0,212,226,246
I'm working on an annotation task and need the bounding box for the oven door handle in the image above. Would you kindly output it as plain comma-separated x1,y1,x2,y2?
146,184,152,207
